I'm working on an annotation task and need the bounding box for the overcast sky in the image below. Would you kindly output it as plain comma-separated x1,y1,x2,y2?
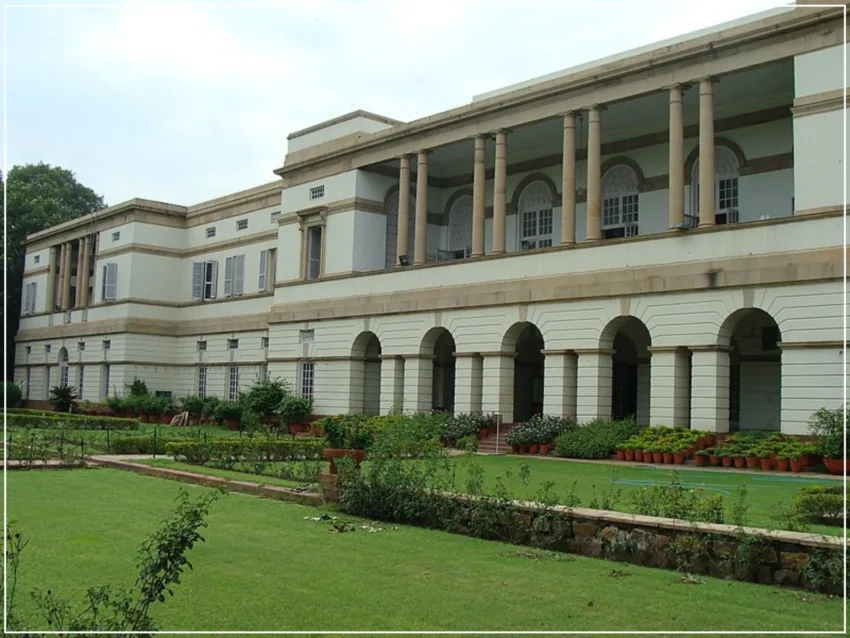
5,0,788,207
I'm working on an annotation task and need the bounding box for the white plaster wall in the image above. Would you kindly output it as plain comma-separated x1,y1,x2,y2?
287,117,396,154
132,223,187,249
92,253,132,304
187,205,280,246
356,170,396,202
277,224,301,281
129,254,182,302
793,109,848,211
325,212,355,275
20,272,49,315
781,346,845,434
281,171,358,214
24,247,50,271
352,211,387,272
795,44,847,97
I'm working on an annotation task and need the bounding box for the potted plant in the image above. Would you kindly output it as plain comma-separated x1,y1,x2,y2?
718,449,733,468
694,449,709,467
745,446,760,470
652,445,663,465
48,385,78,413
215,401,243,430
278,394,314,434
808,406,847,476
181,395,205,425
775,446,792,472
799,442,819,468
321,414,372,474
707,448,720,467
201,396,222,426
616,443,626,461
671,441,688,465
752,444,773,471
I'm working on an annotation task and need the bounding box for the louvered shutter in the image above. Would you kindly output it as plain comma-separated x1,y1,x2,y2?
258,250,267,291
224,257,233,297
209,261,218,298
104,263,118,300
234,255,245,296
191,263,203,299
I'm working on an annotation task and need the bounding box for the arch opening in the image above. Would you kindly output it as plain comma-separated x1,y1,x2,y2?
602,164,640,239
351,331,382,415
689,145,741,225
512,322,544,423
444,193,473,260
603,317,651,425
431,330,456,412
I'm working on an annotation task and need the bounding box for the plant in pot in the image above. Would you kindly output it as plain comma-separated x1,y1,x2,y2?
671,441,688,465
693,449,709,467
505,428,521,455
322,414,372,474
808,406,847,476
799,442,819,468
718,449,733,468
752,444,774,471
707,447,720,467
215,401,243,430
615,442,628,462
278,394,314,434
201,396,222,426
49,385,79,413
642,442,656,464
775,446,792,472
156,396,175,424
180,395,206,425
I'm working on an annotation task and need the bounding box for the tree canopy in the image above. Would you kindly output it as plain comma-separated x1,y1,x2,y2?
4,163,106,380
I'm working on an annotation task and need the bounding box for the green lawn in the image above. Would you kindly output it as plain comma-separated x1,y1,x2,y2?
137,457,316,489
6,469,843,633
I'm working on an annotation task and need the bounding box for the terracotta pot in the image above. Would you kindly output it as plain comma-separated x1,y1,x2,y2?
721,456,732,468
310,426,325,437
289,423,309,435
479,428,489,441
652,452,663,464
624,449,634,462
733,456,746,469
518,444,528,455
759,457,773,471
673,453,685,465
323,448,367,475
539,444,551,456
694,455,705,467
790,459,804,473
709,454,720,467
510,444,519,454
617,450,626,461
529,443,540,456
633,450,643,462
226,418,240,431
801,453,816,467
776,458,790,472
643,452,653,464
704,434,716,446
687,445,697,458
822,457,848,475
662,452,673,465
746,457,759,470
694,439,704,451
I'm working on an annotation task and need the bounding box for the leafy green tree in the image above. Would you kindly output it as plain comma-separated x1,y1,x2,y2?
4,163,105,380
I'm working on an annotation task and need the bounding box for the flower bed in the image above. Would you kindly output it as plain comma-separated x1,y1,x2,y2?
506,414,575,456
694,432,818,473
618,426,711,465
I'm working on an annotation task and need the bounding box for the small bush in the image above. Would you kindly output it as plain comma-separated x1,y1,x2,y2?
110,435,195,455
165,437,326,465
555,418,639,459
456,435,479,453
3,382,22,409
787,484,845,524
7,412,141,431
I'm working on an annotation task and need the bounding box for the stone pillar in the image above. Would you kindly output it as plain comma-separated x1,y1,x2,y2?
481,352,514,422
60,242,73,312
585,106,603,242
690,346,730,433
575,349,613,423
413,150,429,266
561,112,577,245
397,155,411,265
668,85,685,229
698,77,716,228
648,347,691,427
74,238,85,307
403,355,433,413
453,353,483,414
542,350,577,419
80,235,92,307
46,245,58,312
471,136,487,257
491,130,508,255
779,343,843,435
379,355,405,415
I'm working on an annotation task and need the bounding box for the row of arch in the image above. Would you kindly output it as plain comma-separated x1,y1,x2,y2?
384,142,744,261
347,306,781,430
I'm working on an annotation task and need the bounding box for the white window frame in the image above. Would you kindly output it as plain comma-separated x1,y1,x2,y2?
298,329,315,343
309,185,325,201
690,146,740,225
258,250,268,291
24,281,37,314
101,262,118,301
307,226,322,280
192,260,218,301
59,348,69,387
228,366,240,401
270,211,281,224
78,364,85,398
236,219,248,231
601,165,640,239
518,182,554,251
198,366,208,398
261,336,269,349
299,361,315,399
206,227,216,239
446,194,473,259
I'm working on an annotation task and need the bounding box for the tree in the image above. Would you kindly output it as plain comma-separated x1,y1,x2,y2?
4,163,105,381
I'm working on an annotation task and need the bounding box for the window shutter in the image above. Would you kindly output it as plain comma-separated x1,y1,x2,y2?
258,250,267,291
209,261,218,298
234,255,245,296
191,263,203,299
224,257,233,297
31,282,37,313
104,263,118,300
24,282,33,313
101,265,108,301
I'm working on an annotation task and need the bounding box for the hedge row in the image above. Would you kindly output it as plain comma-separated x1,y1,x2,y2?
165,437,326,464
8,412,141,431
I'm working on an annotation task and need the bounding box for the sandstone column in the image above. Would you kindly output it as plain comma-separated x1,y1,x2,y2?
403,355,434,413
585,106,603,241
561,112,576,245
492,130,508,255
471,136,487,257
396,155,411,266
648,347,691,427
46,245,58,312
481,352,514,422
413,150,429,265
80,235,92,306
74,238,85,307
542,350,577,419
379,355,405,414
668,85,685,229
60,242,72,311
698,77,716,228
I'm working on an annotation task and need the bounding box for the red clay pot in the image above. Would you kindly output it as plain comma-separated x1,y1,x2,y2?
694,455,705,467
289,423,309,435
776,458,790,472
746,457,759,470
624,449,634,462
694,439,704,451
822,457,848,476
759,458,773,471
662,452,673,465
617,450,626,461
226,418,240,431
479,428,489,441
510,444,519,454
652,452,663,464
643,453,653,464
709,454,720,467
703,434,716,446
733,456,746,469
721,456,732,468
801,454,816,467
518,444,528,455
529,444,540,456
790,459,804,473
323,448,367,475
633,450,643,462
673,453,685,465
539,444,552,456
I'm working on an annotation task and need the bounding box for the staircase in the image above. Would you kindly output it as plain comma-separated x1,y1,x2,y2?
476,423,517,455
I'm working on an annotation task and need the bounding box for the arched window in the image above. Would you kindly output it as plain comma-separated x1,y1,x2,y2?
444,194,472,260
602,165,640,239
518,181,554,250
385,190,416,269
58,348,69,387
690,146,740,225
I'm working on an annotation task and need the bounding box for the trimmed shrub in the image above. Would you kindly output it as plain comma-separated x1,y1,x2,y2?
8,412,141,431
3,383,22,409
165,437,326,465
554,418,639,459
788,484,845,524
110,435,195,455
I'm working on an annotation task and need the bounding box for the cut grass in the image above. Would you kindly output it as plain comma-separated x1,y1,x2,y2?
6,469,843,633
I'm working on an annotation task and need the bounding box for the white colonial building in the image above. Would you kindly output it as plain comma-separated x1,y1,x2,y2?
15,1,848,435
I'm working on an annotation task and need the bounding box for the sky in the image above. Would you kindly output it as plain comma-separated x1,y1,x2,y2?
4,0,790,207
